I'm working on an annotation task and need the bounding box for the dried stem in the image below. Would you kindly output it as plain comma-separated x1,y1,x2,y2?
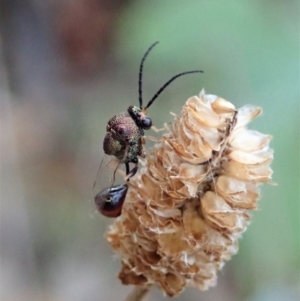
123,285,152,301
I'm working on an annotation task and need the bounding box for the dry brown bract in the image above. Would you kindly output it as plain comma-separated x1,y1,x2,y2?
106,90,273,297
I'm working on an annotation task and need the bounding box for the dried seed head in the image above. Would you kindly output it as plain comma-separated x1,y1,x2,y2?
106,90,273,297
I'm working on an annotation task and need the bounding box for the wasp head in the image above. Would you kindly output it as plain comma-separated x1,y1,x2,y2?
128,105,152,130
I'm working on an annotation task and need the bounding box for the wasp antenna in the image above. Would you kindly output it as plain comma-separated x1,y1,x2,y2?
145,70,204,110
138,41,160,108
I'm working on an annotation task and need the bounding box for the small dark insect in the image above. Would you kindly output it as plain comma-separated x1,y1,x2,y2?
103,41,204,177
95,41,203,218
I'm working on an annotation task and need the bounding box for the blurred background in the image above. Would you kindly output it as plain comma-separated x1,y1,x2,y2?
0,0,299,300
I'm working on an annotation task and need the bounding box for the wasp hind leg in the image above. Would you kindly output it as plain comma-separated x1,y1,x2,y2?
125,162,138,182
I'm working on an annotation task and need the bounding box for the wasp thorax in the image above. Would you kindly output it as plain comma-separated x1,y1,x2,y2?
128,105,152,130
103,110,144,164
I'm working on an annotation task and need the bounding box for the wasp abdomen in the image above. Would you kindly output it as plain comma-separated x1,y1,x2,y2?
95,184,128,218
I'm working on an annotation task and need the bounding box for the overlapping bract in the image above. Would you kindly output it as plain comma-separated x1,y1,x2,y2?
106,90,273,296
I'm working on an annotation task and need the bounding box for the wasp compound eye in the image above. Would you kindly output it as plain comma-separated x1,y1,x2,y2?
141,116,152,130
95,184,128,218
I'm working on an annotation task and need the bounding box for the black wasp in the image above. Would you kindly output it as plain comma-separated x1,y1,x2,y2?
95,41,203,217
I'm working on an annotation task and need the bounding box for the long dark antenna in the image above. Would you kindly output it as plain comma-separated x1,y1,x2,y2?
138,41,159,108
145,70,203,109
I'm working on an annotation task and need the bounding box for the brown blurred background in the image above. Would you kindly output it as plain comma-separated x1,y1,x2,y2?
0,0,299,300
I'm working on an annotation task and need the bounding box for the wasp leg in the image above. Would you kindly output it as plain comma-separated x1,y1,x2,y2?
129,165,138,178
139,137,147,158
144,135,159,142
147,124,170,142
125,162,130,175
125,162,138,178
151,124,169,132
124,163,138,181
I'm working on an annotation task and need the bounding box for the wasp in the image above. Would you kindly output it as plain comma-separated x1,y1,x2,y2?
95,41,203,217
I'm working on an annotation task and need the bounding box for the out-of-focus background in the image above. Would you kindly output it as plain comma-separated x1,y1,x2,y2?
0,0,299,300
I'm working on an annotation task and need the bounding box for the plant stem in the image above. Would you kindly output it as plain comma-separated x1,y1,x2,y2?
124,285,152,301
